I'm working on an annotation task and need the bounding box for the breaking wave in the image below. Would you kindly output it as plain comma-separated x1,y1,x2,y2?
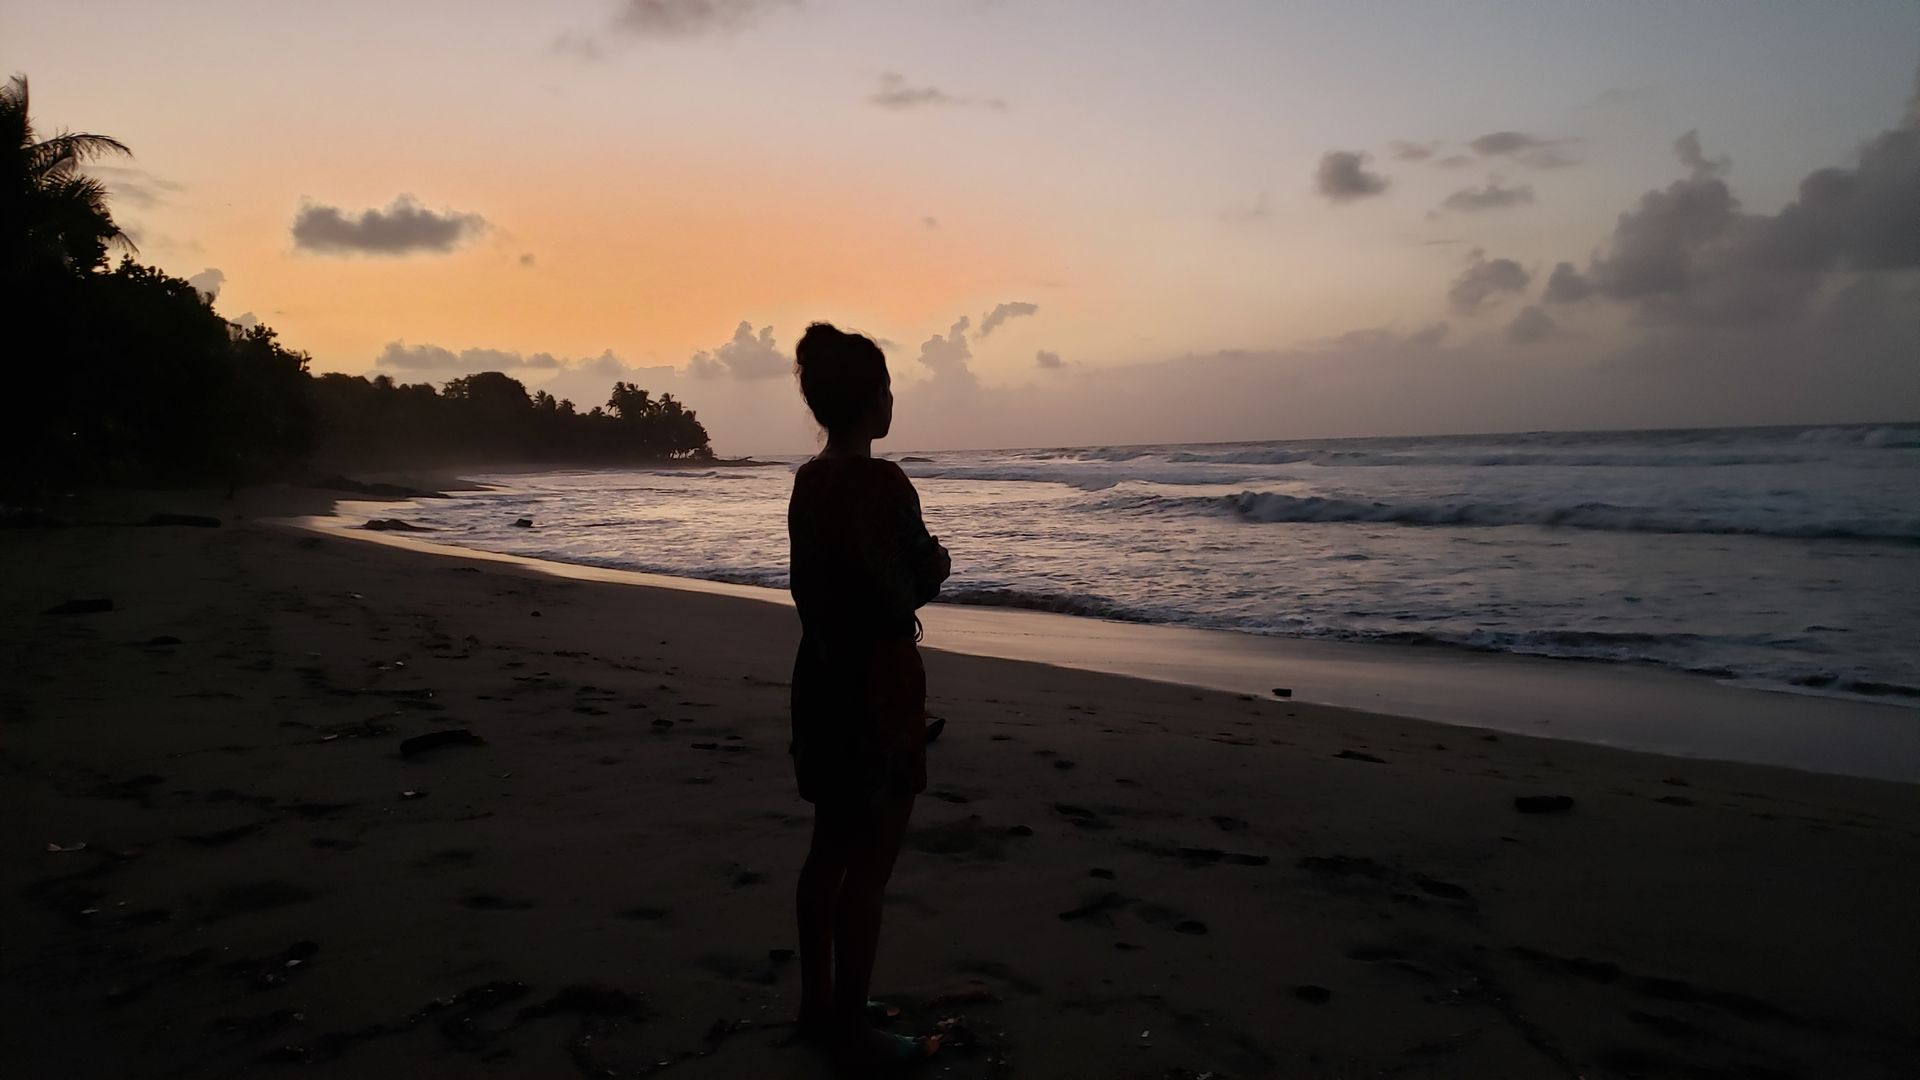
1102,490,1920,542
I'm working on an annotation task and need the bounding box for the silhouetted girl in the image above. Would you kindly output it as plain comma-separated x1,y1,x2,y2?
788,322,950,1068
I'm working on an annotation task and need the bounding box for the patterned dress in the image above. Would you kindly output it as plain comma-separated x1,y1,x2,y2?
787,456,947,809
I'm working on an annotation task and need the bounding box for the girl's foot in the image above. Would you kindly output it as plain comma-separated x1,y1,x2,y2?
831,1027,939,1071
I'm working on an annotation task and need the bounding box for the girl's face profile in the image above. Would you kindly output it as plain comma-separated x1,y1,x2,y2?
872,381,894,440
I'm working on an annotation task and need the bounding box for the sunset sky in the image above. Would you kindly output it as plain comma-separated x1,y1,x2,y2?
10,1,1919,453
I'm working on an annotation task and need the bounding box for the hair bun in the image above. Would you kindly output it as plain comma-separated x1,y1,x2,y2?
795,322,847,369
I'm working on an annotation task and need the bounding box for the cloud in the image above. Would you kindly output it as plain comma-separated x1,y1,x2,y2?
687,321,787,380
1505,305,1558,343
1447,249,1531,315
519,253,536,267
1314,151,1389,202
1220,190,1270,224
187,267,225,300
917,316,974,381
83,164,184,209
1673,129,1729,179
232,311,261,330
1541,261,1592,304
376,342,566,372
1387,140,1440,162
869,72,1007,112
1535,66,1919,331
978,301,1038,337
1468,131,1579,169
921,216,940,229
1035,349,1064,369
292,195,486,256
613,0,795,36
1436,179,1535,214
1434,154,1475,169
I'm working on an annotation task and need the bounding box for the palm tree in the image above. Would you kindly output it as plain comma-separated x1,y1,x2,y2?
2,74,134,280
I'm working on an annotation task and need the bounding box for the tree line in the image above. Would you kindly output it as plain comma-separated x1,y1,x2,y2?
1,75,711,501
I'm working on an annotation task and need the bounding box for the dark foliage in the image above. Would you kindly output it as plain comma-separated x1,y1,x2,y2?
306,373,712,468
2,74,711,500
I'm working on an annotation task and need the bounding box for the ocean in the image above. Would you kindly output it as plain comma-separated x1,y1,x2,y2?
376,423,1920,706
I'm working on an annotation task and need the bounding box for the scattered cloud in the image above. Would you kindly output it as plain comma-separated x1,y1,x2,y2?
1220,190,1270,224
1434,154,1475,169
1468,131,1579,169
978,301,1039,337
1436,178,1535,215
917,316,974,382
869,72,1007,112
1447,249,1531,315
187,267,225,300
1387,140,1440,162
1404,322,1451,348
83,164,184,209
376,342,570,372
1505,305,1558,343
555,0,796,55
1314,150,1389,202
1035,349,1065,369
687,321,787,379
921,216,940,229
1543,80,1920,327
519,253,536,267
232,311,261,330
1541,261,1592,304
1673,129,1729,179
613,0,795,37
292,195,487,256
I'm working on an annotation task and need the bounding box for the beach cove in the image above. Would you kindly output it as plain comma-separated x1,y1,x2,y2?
3,489,1918,1078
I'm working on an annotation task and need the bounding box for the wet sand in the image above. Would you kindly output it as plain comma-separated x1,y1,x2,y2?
3,491,1918,1078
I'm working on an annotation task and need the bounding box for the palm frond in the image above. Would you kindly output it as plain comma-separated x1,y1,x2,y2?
27,130,132,179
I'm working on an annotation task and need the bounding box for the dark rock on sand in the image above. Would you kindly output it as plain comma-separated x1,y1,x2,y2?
516,984,643,1022
1058,892,1131,922
1514,794,1575,814
1293,984,1333,1004
1271,687,1293,698
398,730,486,757
362,518,434,532
44,597,113,615
306,473,441,499
1334,749,1387,764
146,512,222,528
512,518,534,528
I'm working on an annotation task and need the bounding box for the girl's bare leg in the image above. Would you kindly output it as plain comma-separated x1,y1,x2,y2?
796,805,854,1031
831,792,916,1039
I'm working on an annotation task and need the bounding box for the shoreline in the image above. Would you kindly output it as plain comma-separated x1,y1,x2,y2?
291,502,1920,785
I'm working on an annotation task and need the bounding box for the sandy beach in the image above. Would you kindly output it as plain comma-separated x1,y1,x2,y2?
4,490,1918,1079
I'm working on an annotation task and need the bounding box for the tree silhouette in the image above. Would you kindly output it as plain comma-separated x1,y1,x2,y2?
3,73,714,500
1,75,133,281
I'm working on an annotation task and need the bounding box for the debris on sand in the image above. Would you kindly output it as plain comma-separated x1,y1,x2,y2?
398,730,486,757
43,597,113,615
512,518,534,528
362,519,434,532
1513,794,1575,814
1334,749,1387,764
1272,687,1293,698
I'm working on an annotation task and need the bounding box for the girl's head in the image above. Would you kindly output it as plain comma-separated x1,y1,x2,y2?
795,322,892,441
